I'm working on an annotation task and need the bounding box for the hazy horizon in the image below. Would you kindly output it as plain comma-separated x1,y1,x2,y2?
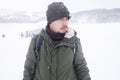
0,0,120,13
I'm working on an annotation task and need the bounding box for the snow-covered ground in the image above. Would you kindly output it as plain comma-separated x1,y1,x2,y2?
0,22,120,80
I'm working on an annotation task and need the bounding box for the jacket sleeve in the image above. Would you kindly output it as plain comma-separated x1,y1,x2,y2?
23,36,37,80
73,38,91,80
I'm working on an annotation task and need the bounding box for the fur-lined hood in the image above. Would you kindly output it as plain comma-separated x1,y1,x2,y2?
64,27,76,38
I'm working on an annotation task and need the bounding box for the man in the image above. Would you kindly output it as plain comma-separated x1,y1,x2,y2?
23,2,91,80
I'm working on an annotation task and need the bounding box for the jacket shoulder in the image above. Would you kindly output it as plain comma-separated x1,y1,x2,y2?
31,32,41,42
76,37,80,43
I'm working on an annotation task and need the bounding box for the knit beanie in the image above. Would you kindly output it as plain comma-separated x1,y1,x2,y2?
46,2,71,24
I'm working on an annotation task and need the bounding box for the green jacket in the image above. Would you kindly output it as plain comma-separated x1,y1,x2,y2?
23,28,91,80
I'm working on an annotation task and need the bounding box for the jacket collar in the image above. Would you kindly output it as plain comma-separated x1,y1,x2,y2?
40,27,76,47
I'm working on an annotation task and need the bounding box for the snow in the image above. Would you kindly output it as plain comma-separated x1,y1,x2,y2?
71,23,120,80
0,22,120,80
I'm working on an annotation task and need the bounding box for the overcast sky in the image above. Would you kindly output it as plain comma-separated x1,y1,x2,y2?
0,0,120,13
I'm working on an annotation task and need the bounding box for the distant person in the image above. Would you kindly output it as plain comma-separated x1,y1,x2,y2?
2,34,5,38
23,2,91,80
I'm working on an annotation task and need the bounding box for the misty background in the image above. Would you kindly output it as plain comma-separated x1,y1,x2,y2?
0,0,120,80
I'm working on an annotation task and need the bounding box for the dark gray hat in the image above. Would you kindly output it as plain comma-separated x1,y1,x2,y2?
46,2,71,24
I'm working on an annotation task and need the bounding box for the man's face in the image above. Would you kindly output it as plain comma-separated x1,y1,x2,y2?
49,17,69,33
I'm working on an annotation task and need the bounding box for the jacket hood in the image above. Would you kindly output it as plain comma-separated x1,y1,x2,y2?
64,27,76,38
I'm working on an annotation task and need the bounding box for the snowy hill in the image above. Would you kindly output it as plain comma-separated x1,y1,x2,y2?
0,8,120,23
0,9,45,23
70,8,120,23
